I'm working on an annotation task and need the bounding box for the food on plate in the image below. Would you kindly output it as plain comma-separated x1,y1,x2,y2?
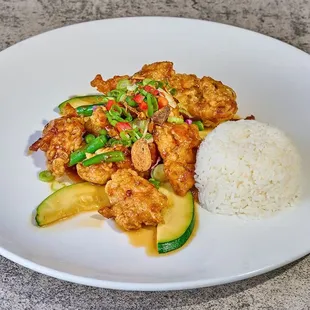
35,182,110,226
99,169,168,230
157,184,195,254
30,61,299,255
154,122,201,196
195,120,302,218
58,95,108,115
29,115,85,177
169,74,237,127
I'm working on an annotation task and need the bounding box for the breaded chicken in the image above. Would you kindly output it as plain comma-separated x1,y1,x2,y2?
76,146,132,185
84,106,109,135
90,61,237,126
154,123,201,196
76,162,116,185
99,169,168,230
91,74,130,94
169,74,237,127
29,116,85,176
132,61,175,80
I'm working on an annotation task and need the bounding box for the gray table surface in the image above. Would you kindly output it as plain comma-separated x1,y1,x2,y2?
1,1,310,309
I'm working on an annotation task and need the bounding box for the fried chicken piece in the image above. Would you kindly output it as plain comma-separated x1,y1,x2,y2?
169,74,238,127
61,103,78,117
84,106,109,135
29,116,85,176
90,74,129,94
99,169,168,230
154,123,201,196
76,147,133,185
76,162,116,185
132,61,175,80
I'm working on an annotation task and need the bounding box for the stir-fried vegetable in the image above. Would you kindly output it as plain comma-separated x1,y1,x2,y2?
146,93,154,117
60,75,206,177
85,135,108,153
69,149,87,167
82,151,125,166
149,178,160,189
192,120,204,131
116,79,130,90
85,134,96,144
39,170,55,182
76,103,105,116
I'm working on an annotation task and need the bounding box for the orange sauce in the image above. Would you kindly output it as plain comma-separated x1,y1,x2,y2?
77,214,104,228
123,204,199,257
65,167,83,183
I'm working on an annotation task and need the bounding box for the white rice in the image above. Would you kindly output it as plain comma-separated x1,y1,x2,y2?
195,120,302,218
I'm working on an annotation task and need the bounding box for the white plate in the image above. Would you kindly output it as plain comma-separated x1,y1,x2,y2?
0,17,309,291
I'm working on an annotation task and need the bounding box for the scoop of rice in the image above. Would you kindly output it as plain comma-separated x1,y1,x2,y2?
195,120,302,218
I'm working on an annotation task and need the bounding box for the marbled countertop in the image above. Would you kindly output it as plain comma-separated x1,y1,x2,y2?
0,1,310,309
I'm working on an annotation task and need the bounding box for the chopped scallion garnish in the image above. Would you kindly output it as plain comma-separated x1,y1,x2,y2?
39,170,55,182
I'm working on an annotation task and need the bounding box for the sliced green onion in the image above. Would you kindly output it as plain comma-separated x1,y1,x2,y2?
39,170,55,182
156,81,164,89
120,131,130,140
85,135,108,153
127,84,138,92
149,178,160,189
128,128,142,141
146,93,154,117
169,88,177,96
148,80,157,88
116,92,127,102
85,134,96,144
69,149,86,166
167,116,184,124
145,133,153,141
116,79,130,90
109,104,123,118
140,89,148,96
76,103,105,116
126,96,138,107
192,120,204,131
82,151,125,166
107,113,118,126
99,129,108,136
122,109,133,122
107,89,126,102
142,78,153,86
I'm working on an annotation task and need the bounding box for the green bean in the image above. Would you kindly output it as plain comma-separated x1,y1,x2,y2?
85,134,96,144
76,103,105,116
82,151,125,166
192,120,204,131
85,135,108,153
68,149,86,166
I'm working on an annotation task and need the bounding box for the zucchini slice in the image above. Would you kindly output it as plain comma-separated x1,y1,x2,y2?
157,184,195,254
36,182,110,226
151,164,166,182
58,95,107,114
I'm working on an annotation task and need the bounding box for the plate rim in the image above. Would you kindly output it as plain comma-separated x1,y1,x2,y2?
0,16,309,291
1,16,309,58
1,246,309,291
